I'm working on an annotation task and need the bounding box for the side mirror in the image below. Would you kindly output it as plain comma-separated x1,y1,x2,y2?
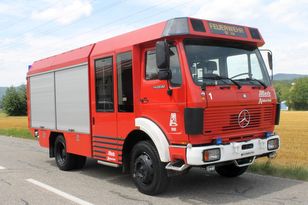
156,41,171,80
267,52,273,70
259,49,274,81
158,70,172,80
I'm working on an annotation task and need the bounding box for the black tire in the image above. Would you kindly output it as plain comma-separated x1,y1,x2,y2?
215,163,248,177
130,141,170,195
54,135,86,171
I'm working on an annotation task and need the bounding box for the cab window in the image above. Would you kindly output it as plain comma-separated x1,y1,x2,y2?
145,46,182,87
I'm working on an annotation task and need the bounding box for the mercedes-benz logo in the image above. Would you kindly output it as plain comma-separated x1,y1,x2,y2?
238,109,250,128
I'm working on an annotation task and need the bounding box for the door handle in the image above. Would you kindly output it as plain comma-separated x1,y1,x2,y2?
140,97,149,104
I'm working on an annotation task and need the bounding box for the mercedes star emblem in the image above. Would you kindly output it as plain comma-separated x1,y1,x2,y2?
238,109,250,128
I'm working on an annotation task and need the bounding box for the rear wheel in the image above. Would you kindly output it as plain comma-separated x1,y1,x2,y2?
130,141,170,195
215,163,248,177
54,135,86,171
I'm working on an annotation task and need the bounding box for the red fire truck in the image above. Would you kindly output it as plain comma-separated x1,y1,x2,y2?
27,17,280,195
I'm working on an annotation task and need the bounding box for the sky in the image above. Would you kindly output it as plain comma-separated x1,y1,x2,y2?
0,0,307,86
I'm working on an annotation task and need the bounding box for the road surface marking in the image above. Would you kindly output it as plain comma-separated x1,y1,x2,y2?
0,166,6,170
26,178,93,205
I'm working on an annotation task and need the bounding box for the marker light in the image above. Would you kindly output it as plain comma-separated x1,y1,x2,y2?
267,138,279,150
203,148,220,162
215,138,222,145
265,132,273,138
34,130,39,139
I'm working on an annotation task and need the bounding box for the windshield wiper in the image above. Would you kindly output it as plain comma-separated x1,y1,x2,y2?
202,74,242,89
237,78,267,89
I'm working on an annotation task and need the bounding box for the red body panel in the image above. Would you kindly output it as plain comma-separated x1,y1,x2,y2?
169,146,187,163
28,44,95,75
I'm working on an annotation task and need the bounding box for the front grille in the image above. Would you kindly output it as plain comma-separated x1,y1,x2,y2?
204,105,274,136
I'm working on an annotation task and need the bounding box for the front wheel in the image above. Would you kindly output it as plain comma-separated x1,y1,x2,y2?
215,163,248,177
130,141,170,195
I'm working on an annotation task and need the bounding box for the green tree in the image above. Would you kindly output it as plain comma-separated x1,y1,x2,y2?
1,85,27,116
289,78,308,110
273,80,291,102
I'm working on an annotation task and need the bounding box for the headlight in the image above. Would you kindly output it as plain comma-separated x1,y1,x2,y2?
267,138,279,150
203,148,220,162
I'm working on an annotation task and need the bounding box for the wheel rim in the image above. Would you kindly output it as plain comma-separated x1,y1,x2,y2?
133,152,154,185
56,141,67,165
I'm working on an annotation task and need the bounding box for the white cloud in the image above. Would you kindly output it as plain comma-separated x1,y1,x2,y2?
0,3,12,14
193,0,263,24
0,2,26,17
267,0,308,31
0,24,137,86
31,0,93,25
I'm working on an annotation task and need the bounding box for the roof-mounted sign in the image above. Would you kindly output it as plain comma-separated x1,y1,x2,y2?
208,21,247,38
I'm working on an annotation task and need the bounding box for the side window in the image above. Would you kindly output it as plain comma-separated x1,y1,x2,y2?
145,46,182,87
145,50,157,80
95,56,114,112
117,52,134,112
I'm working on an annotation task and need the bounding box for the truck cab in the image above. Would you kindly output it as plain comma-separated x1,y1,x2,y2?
133,18,280,193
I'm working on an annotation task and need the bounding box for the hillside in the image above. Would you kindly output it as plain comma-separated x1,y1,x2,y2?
273,73,308,81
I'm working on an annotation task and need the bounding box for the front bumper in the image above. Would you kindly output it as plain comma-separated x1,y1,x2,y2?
186,135,280,166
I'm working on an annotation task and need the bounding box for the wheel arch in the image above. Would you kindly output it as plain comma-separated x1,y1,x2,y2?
134,117,170,162
122,118,170,172
49,131,63,158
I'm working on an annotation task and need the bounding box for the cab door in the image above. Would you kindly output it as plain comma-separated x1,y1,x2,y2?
139,43,187,144
90,54,119,163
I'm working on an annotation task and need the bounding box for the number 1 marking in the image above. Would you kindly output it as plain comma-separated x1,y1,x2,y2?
208,92,213,100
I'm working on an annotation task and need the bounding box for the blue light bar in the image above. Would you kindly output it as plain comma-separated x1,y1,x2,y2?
215,137,222,145
265,132,273,138
162,17,189,37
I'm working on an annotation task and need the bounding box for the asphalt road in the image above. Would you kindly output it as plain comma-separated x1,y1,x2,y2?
0,136,307,205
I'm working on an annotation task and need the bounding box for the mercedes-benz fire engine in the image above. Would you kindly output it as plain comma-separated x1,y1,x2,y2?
27,17,280,195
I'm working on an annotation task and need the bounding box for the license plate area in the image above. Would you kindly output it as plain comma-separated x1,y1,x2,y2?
242,143,253,150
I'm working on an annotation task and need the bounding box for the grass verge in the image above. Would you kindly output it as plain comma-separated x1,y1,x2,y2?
0,128,34,140
249,161,308,181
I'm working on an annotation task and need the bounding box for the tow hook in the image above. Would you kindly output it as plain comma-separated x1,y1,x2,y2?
268,152,277,159
205,165,215,172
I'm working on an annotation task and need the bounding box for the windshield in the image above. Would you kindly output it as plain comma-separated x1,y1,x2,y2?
184,39,270,87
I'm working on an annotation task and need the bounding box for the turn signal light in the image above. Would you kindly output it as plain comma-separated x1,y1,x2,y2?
203,148,220,162
34,130,39,139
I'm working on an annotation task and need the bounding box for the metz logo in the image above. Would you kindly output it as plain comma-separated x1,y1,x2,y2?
169,113,178,132
106,151,117,162
169,113,178,127
107,151,116,157
258,90,272,104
